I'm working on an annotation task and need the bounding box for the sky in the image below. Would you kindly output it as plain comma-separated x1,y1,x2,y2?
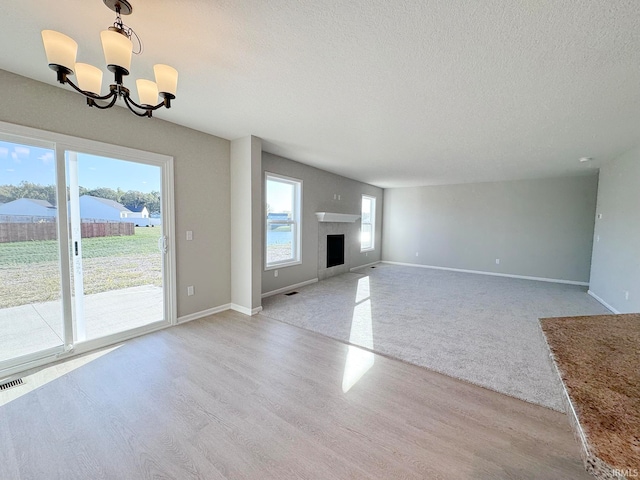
0,140,160,193
266,178,295,213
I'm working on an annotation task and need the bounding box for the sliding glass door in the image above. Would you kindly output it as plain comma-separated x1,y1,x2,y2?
0,135,64,364
0,123,175,375
65,150,165,342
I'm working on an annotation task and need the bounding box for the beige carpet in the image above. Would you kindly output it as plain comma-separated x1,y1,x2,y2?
260,263,610,410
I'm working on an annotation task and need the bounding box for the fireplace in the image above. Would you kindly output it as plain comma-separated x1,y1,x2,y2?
317,217,357,281
326,234,345,268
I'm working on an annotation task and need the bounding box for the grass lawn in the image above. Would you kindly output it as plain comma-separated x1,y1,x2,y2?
0,227,162,308
0,226,161,266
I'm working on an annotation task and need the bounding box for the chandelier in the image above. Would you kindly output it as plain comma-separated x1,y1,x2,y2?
41,0,178,118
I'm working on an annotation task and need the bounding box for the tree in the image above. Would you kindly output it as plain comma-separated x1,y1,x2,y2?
146,191,161,215
0,181,58,206
0,184,16,204
121,190,146,210
86,187,118,201
0,183,161,214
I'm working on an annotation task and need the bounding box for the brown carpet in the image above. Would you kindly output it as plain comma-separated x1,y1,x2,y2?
540,314,640,474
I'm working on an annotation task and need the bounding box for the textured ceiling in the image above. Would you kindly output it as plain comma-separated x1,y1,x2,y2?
0,0,638,187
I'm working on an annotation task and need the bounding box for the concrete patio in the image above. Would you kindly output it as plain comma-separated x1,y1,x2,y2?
0,285,163,363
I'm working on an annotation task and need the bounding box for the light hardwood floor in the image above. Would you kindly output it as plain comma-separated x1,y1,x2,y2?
0,311,591,479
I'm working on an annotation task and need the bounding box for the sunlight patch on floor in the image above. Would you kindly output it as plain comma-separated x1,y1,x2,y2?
342,276,375,393
0,344,122,407
354,275,370,304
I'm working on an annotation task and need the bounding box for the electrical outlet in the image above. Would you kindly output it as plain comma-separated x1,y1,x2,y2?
186,230,193,241
495,258,500,265
596,235,600,242
415,252,419,257
624,291,629,301
187,286,194,296
274,270,278,277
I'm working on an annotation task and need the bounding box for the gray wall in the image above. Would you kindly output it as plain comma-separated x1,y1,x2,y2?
589,147,640,313
382,175,599,283
0,69,231,318
262,152,383,294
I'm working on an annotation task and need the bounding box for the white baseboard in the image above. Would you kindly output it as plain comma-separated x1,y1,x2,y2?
177,303,231,324
261,278,319,298
587,290,620,314
350,261,381,272
381,261,590,286
231,304,263,316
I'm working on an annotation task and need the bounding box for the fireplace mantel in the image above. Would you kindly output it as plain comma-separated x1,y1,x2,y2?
315,212,360,223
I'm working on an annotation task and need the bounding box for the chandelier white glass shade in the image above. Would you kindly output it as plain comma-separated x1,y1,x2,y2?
75,63,103,95
41,0,178,118
136,79,159,107
100,30,133,74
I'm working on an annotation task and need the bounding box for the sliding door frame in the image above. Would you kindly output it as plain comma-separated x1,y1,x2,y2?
0,120,177,379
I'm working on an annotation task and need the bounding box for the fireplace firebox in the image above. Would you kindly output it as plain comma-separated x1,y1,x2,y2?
327,234,345,268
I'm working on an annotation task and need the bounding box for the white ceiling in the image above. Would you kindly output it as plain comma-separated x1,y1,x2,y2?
0,0,638,188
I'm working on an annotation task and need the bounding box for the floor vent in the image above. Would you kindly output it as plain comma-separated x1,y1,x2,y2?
0,378,25,391
284,291,299,296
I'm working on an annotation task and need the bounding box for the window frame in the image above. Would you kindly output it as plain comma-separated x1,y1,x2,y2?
360,194,376,252
264,172,303,270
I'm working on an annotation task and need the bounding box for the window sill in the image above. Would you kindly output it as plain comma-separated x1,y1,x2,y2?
360,248,375,253
265,260,302,271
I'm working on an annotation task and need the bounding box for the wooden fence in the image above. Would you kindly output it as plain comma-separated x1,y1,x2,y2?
0,221,135,243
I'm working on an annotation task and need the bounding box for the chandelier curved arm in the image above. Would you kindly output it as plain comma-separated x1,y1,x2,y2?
122,91,173,117
122,94,153,117
88,95,119,110
65,77,117,102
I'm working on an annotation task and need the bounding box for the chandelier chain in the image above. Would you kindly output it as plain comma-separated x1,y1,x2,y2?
113,9,143,55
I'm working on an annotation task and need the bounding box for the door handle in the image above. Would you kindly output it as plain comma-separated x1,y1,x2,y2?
158,235,167,254
74,241,79,256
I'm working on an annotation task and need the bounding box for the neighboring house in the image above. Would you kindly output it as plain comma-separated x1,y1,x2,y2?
0,198,57,218
0,195,157,225
125,205,161,227
267,212,289,229
125,205,149,219
146,211,162,227
267,212,289,221
79,195,133,222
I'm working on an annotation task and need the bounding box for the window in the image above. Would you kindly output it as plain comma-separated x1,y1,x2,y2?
265,173,302,269
361,195,376,251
